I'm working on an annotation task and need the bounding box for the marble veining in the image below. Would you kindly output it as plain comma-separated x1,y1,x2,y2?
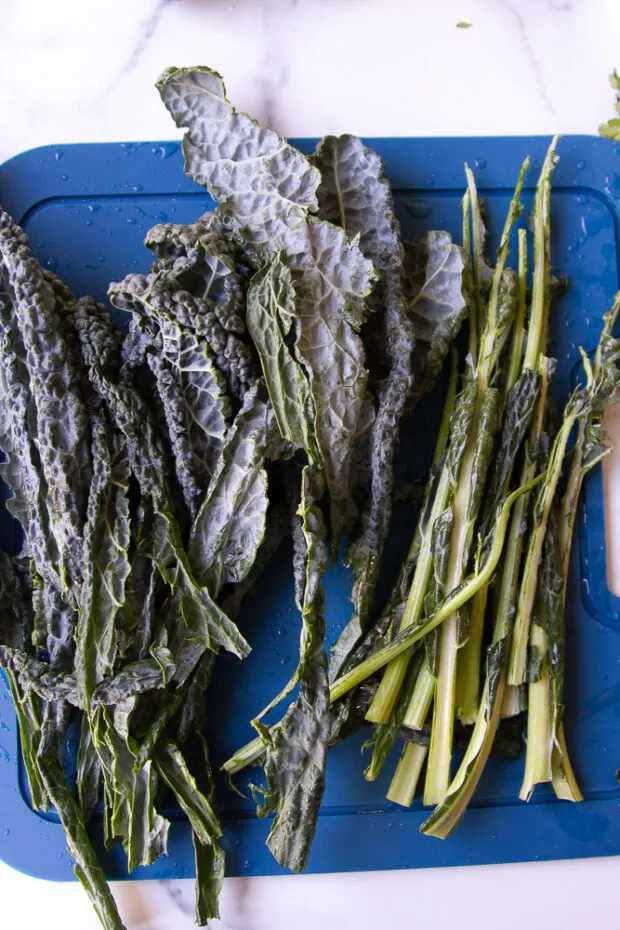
96,0,174,103
2,0,620,928
497,0,558,119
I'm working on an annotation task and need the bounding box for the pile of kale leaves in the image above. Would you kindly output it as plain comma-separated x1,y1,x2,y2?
0,66,619,930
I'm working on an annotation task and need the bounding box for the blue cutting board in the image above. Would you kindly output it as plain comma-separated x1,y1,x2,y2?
1,136,620,883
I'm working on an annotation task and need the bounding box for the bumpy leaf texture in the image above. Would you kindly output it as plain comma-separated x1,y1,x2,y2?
403,231,469,409
157,66,376,548
148,317,231,516
75,415,131,709
252,466,330,872
246,253,319,462
0,209,91,597
311,134,414,673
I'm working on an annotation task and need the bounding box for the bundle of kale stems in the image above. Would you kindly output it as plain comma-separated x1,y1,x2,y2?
0,66,619,929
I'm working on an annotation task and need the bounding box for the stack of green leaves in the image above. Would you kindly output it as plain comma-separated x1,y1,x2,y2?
0,65,469,929
1,63,619,930
227,133,620,845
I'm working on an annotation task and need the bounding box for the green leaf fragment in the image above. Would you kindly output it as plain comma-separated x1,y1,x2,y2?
157,66,376,549
252,466,330,872
246,254,319,462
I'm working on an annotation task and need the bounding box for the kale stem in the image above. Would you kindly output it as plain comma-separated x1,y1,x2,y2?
523,138,559,371
330,477,541,703
502,685,525,717
508,405,580,686
402,663,435,729
520,625,552,799
425,159,529,804
422,672,506,837
455,224,530,726
455,589,486,725
387,741,428,807
505,228,529,399
223,477,543,777
365,352,458,725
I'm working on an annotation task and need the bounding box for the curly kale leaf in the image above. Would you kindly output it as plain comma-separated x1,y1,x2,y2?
0,284,62,581
252,466,330,872
110,218,258,402
157,66,376,549
0,209,91,595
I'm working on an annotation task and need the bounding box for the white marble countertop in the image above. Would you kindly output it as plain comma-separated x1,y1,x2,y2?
2,0,620,927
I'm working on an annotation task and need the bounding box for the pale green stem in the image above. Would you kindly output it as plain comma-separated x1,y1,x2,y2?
520,625,552,799
502,686,526,718
223,476,543,776
402,663,435,730
422,674,506,838
504,227,529,402
508,407,580,686
523,137,559,371
365,467,450,725
456,585,487,724
387,741,428,808
365,353,458,725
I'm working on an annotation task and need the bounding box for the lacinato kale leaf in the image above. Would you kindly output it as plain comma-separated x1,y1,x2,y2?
403,231,469,408
246,253,319,462
252,466,330,872
311,134,415,672
0,209,91,597
157,66,376,549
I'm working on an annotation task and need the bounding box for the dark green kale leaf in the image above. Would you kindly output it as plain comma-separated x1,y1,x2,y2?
188,382,277,594
311,134,416,671
0,209,91,597
75,414,132,710
74,297,249,664
147,318,231,516
110,217,258,402
36,702,127,930
246,254,319,462
157,66,376,550
403,231,469,409
0,553,46,809
251,466,330,872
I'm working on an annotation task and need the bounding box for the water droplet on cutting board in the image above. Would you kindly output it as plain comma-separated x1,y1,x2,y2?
54,151,63,161
152,143,179,160
0,745,10,763
576,159,586,170
406,200,433,219
475,158,487,169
